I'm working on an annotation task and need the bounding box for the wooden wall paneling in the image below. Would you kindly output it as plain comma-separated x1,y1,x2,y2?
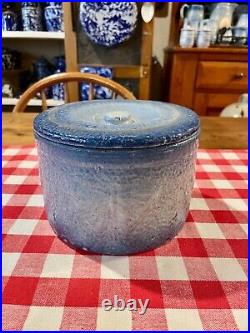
63,2,79,102
168,3,181,47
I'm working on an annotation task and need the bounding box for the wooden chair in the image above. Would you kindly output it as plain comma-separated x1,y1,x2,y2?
13,72,136,113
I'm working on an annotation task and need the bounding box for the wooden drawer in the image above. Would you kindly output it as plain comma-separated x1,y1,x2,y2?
196,61,248,91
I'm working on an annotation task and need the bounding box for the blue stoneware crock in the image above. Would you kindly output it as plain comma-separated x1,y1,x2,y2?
33,100,200,255
2,4,17,31
52,56,65,100
80,66,113,100
44,5,64,32
33,57,52,98
22,5,43,31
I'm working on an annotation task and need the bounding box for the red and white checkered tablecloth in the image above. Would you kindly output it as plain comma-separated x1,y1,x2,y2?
2,146,248,331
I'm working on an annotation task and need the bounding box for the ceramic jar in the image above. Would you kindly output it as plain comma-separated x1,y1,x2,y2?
220,94,248,118
80,66,113,100
45,2,63,7
33,100,200,255
22,4,43,31
197,30,211,48
197,20,211,48
80,66,97,101
44,4,64,32
33,57,51,80
2,4,17,31
95,67,113,99
52,56,65,101
179,25,195,48
2,48,18,70
21,2,40,7
2,80,14,98
33,57,51,98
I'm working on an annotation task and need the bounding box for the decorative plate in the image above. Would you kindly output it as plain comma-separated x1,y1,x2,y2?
79,2,138,47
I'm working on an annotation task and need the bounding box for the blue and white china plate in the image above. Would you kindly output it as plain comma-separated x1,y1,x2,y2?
79,2,138,47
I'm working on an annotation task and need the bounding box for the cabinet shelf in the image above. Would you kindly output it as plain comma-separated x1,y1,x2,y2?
2,31,65,40
2,97,65,107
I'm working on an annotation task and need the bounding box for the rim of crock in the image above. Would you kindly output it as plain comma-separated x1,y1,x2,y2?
33,100,200,150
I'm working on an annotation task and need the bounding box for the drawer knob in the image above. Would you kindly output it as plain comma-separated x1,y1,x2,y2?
234,72,245,79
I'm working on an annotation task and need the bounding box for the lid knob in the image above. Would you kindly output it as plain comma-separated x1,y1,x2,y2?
103,111,133,125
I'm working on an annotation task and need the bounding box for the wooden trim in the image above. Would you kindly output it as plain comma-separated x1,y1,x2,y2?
41,91,48,111
113,65,142,79
166,46,248,54
139,17,154,100
168,3,181,47
78,64,142,79
63,2,79,102
155,2,169,17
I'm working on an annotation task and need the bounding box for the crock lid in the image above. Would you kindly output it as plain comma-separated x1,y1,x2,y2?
33,100,200,149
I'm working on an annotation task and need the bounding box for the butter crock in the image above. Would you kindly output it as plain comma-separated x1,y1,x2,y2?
33,100,200,255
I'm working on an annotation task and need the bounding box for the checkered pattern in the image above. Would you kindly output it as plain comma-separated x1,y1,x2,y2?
2,146,248,331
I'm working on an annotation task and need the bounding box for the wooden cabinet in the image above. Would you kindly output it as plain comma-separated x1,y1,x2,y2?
164,47,248,116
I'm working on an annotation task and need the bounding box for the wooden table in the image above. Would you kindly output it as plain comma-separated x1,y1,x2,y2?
2,112,248,149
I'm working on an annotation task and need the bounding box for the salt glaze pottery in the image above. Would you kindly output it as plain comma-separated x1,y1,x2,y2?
80,66,113,100
44,4,64,32
52,56,65,101
22,5,43,31
33,100,200,255
2,4,17,31
79,2,138,47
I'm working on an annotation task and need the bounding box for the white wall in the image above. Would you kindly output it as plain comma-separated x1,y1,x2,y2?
152,3,172,66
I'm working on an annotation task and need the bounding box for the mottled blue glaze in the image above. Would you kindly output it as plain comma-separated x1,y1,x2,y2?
34,101,199,255
80,66,113,100
22,5,43,31
44,5,64,32
95,67,113,99
21,2,40,7
52,56,65,101
79,2,138,47
2,6,17,31
34,100,199,149
45,2,62,7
